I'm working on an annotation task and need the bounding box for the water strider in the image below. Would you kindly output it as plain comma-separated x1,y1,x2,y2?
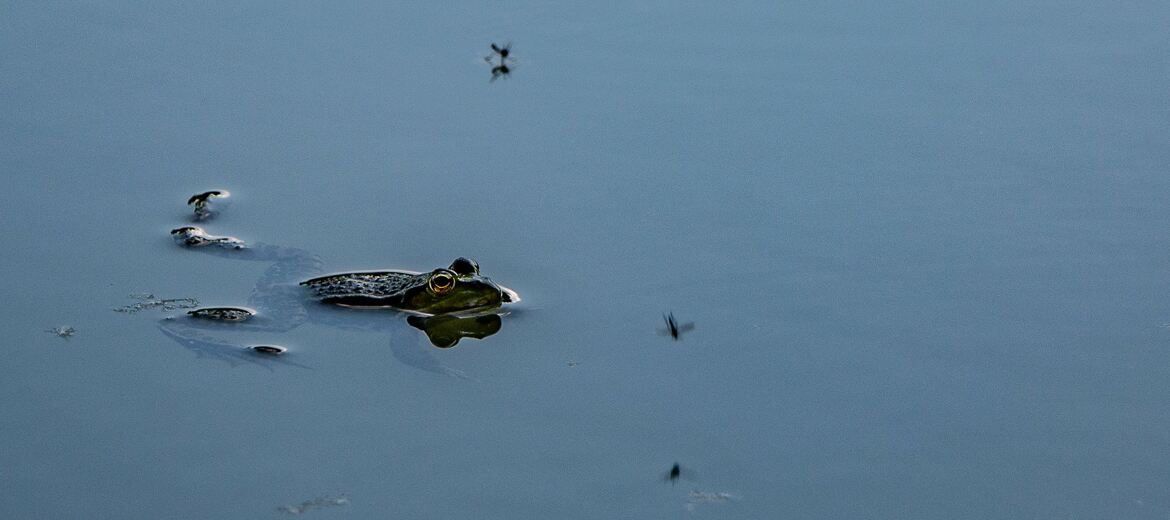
187,190,230,220
659,312,694,340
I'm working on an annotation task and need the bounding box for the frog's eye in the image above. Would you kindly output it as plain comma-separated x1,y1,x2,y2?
428,270,456,294
449,257,479,276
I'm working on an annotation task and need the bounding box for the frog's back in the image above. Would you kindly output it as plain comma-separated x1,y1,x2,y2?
300,270,422,307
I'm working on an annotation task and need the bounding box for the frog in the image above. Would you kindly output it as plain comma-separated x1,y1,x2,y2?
299,256,519,315
155,236,520,376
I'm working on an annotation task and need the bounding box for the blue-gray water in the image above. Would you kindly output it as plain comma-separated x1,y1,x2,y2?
3,2,1169,518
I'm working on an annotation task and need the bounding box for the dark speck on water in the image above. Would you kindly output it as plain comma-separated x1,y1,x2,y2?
485,41,514,82
659,312,694,340
249,345,287,355
662,462,695,486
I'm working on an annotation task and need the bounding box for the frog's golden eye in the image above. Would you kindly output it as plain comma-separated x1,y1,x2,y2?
428,270,456,294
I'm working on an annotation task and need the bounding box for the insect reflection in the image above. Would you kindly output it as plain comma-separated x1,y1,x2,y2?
490,63,511,82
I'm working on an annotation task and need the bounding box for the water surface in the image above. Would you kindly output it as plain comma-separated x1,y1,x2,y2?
2,1,1169,518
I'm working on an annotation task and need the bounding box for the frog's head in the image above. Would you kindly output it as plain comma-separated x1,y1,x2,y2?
399,258,519,315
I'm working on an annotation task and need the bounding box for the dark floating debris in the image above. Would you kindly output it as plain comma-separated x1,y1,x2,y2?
249,345,287,355
46,326,76,339
277,493,349,515
114,293,200,314
187,307,255,322
170,226,245,249
659,312,695,341
187,189,229,220
484,41,515,82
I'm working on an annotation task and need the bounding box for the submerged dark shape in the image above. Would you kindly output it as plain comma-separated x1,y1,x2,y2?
249,345,287,355
156,319,309,370
187,307,255,322
406,312,502,348
659,312,694,340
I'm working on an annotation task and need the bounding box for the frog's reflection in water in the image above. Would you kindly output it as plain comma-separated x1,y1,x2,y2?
409,312,503,348
157,306,512,376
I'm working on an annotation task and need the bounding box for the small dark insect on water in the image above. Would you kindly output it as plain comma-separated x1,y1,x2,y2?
659,312,695,340
484,42,515,82
662,462,695,486
486,42,511,61
187,190,227,206
187,190,230,220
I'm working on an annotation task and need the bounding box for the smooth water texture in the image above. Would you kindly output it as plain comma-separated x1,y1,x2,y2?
3,1,1169,518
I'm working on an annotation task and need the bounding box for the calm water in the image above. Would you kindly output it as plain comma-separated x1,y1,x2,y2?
3,1,1169,518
